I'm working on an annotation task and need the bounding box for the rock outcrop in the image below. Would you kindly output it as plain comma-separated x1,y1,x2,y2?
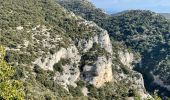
119,51,134,69
82,56,113,87
113,50,151,99
32,9,113,88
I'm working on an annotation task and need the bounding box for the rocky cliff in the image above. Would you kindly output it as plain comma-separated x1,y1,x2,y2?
32,15,113,88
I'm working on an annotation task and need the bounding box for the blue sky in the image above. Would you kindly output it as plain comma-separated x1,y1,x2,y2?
90,0,170,13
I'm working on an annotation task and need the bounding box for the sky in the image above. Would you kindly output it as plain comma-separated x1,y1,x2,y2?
90,0,170,14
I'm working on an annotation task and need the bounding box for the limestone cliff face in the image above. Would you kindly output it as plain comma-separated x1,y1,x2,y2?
76,21,113,87
32,11,113,88
92,57,113,87
118,51,134,69
30,10,149,98
115,50,151,99
82,56,112,88
33,45,81,87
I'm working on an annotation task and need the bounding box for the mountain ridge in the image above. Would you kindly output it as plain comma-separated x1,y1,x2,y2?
160,13,170,19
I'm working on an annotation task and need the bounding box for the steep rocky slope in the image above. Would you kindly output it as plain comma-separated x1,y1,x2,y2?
59,0,170,99
0,0,152,99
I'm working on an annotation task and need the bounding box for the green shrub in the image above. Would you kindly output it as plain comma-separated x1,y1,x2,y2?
49,49,55,55
76,80,85,88
68,85,83,97
44,94,52,100
12,66,25,80
53,58,71,73
34,64,44,74
53,62,63,73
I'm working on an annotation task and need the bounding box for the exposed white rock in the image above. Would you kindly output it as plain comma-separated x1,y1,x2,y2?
54,64,80,87
32,27,37,31
71,15,113,87
23,40,29,47
131,71,152,99
94,30,113,54
93,57,113,87
78,38,93,52
5,47,20,51
16,26,23,30
119,51,134,69
33,45,81,87
82,87,89,96
77,20,112,54
82,56,113,88
112,48,152,99
62,5,113,86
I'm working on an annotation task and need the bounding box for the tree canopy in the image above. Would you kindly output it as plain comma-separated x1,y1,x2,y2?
0,45,25,100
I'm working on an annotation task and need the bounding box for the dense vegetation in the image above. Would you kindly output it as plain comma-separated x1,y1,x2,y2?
0,45,25,99
59,0,108,27
111,11,170,99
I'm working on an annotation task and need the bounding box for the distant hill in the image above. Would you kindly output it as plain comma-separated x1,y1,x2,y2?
160,13,170,19
111,10,131,16
113,11,170,20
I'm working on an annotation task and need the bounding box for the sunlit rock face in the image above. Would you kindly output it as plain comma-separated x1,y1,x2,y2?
32,11,113,88
119,51,134,69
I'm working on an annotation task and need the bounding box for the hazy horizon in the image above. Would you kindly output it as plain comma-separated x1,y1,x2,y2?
90,0,170,14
